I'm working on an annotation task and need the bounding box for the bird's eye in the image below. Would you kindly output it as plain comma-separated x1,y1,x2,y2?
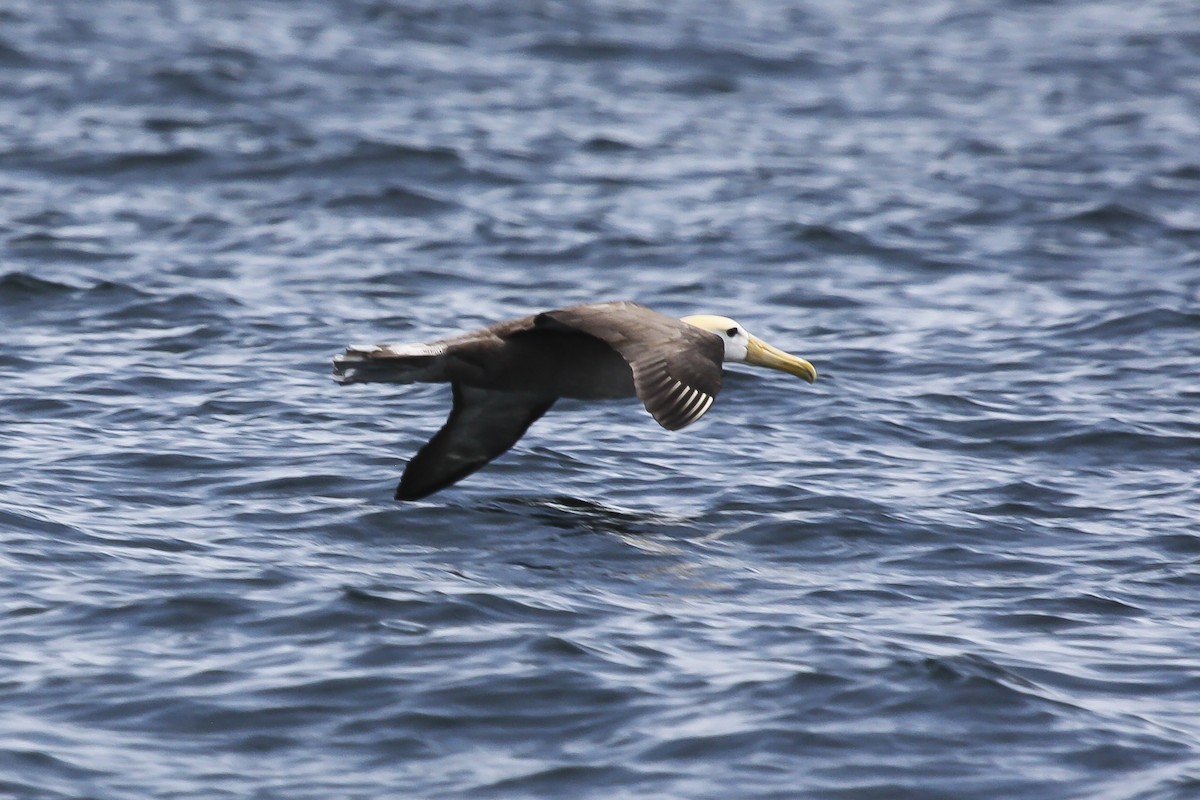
726,327,739,337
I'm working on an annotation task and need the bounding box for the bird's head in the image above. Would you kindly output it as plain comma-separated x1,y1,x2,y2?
680,314,817,383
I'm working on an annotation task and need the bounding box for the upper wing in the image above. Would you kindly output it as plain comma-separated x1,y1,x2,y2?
537,301,723,431
395,384,555,500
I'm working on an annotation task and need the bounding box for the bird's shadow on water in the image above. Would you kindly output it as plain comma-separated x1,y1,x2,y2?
490,494,683,531
476,494,758,557
467,494,757,594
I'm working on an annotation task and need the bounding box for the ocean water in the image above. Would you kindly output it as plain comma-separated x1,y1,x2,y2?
2,1,1199,798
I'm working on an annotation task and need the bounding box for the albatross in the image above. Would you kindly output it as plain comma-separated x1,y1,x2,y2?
332,301,816,500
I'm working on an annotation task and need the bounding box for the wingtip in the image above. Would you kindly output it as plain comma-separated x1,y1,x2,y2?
394,477,437,501
330,355,358,384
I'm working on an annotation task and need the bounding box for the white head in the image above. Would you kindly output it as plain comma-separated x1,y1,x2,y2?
681,314,817,382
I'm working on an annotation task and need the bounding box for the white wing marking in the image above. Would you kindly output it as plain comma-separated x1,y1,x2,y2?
678,389,705,420
683,393,714,425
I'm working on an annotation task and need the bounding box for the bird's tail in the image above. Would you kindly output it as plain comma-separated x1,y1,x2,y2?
332,342,447,385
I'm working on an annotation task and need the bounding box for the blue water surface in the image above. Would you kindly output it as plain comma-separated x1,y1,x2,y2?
2,1,1199,798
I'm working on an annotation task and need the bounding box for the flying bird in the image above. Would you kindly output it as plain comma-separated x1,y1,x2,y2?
333,301,816,500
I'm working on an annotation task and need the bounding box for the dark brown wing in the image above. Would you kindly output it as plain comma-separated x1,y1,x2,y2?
538,301,723,431
396,385,555,500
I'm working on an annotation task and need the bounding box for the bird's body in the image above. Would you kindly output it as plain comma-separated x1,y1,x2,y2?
333,301,815,500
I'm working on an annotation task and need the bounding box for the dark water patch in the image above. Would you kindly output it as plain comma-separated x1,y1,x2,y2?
189,395,301,418
1041,428,1196,468
581,136,641,153
117,534,209,554
67,449,243,478
229,138,503,185
666,72,741,95
766,286,864,309
219,472,357,499
271,587,570,636
931,414,1193,465
419,670,635,729
0,271,78,297
0,751,106,797
776,221,929,267
138,323,227,353
988,611,1091,632
0,508,84,539
475,764,657,797
5,604,53,619
965,480,1093,520
1019,593,1144,619
1052,306,1200,340
895,653,1040,698
141,115,211,133
435,592,579,626
1162,163,1200,182
1150,533,1200,556
151,55,260,101
0,393,77,412
79,593,253,633
6,232,128,262
37,147,210,178
525,633,590,658
726,492,918,546
0,37,32,66
884,545,1060,578
70,693,323,738
526,36,821,78
642,727,844,764
1047,201,1163,234
324,186,457,216
163,213,235,244
491,495,693,540
259,675,402,711
340,586,423,612
98,291,242,326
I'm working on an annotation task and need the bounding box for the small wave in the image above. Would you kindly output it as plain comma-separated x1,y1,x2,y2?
525,36,821,77
151,51,257,100
0,272,143,307
0,37,32,66
580,136,641,153
780,222,873,250
337,140,464,170
897,652,1039,693
1149,533,1200,556
1053,306,1200,339
970,479,1084,519
230,138,503,185
988,612,1090,632
775,222,933,268
767,286,864,309
100,291,242,326
141,115,211,133
1163,163,1200,181
77,593,251,633
0,271,77,295
325,186,457,216
474,764,645,796
0,507,86,538
46,147,209,177
1027,593,1145,618
7,231,129,262
666,73,741,95
1049,201,1162,231
1049,428,1198,466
